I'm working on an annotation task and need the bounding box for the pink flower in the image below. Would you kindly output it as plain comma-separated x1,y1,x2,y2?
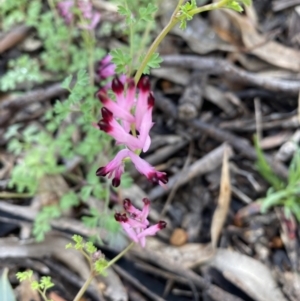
78,12,101,30
129,152,168,186
96,76,168,187
97,77,154,152
115,198,167,247
57,1,74,24
57,0,100,30
96,149,168,187
97,55,115,80
95,149,129,187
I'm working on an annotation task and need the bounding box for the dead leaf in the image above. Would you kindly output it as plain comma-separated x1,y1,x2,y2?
221,10,300,72
209,249,287,301
211,145,231,248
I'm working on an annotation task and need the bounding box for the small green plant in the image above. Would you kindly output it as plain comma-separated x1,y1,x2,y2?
254,136,300,220
0,55,43,91
16,270,54,301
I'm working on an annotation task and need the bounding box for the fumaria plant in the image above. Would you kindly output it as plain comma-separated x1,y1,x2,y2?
9,0,252,300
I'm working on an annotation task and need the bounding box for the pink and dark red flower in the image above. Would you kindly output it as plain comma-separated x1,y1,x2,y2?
96,149,130,187
96,149,168,187
57,0,100,29
96,75,168,187
115,198,167,247
128,152,168,186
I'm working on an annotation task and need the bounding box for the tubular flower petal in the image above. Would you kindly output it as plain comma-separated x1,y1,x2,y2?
115,213,139,243
98,94,135,123
135,77,151,130
123,198,149,226
98,55,115,80
97,114,144,151
129,152,168,186
115,199,166,247
96,149,130,187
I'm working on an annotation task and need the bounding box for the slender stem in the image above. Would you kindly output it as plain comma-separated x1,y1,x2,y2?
47,0,60,28
134,19,178,84
0,192,33,198
88,32,95,86
188,0,231,15
73,272,94,301
134,0,184,84
37,288,48,301
104,179,110,213
72,243,134,301
105,242,135,269
136,21,152,62
134,0,232,84
80,249,94,272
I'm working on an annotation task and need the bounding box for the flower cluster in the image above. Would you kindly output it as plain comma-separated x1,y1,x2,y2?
57,0,101,30
115,198,166,247
96,76,168,187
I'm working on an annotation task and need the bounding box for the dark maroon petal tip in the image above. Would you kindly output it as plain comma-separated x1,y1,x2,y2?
97,91,108,104
147,92,155,108
114,212,122,222
112,77,124,94
142,198,150,205
158,173,168,184
158,221,167,229
101,107,113,121
98,120,112,133
115,212,128,222
123,198,132,210
96,166,108,176
112,177,120,187
148,172,168,184
137,76,150,92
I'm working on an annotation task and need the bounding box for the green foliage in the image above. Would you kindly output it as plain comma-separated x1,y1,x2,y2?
16,270,54,301
33,205,61,242
0,55,43,91
66,235,108,275
111,0,158,75
255,136,300,221
16,270,33,282
178,0,252,29
0,0,28,29
254,136,283,190
140,52,163,74
179,0,197,29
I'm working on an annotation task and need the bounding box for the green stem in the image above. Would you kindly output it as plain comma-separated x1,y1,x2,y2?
88,32,95,87
80,249,94,272
37,289,48,301
104,179,110,213
188,0,231,15
134,0,184,83
0,192,33,198
105,242,135,269
47,0,60,28
134,0,233,84
73,272,95,301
